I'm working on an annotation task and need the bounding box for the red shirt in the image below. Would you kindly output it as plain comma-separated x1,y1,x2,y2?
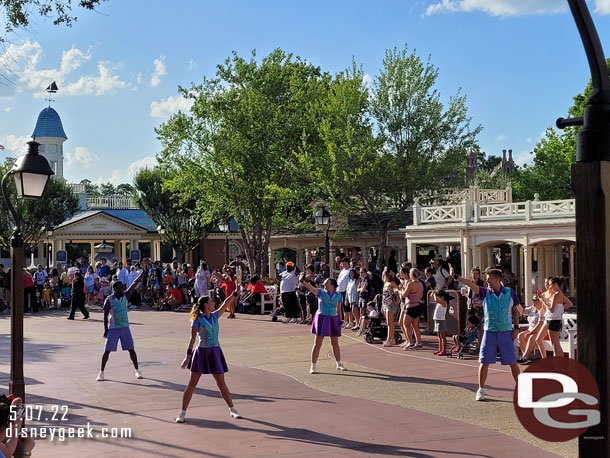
23,272,34,288
167,287,182,303
247,281,267,294
220,278,236,296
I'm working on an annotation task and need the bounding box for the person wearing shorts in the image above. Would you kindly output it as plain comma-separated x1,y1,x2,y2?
451,266,524,401
97,270,144,382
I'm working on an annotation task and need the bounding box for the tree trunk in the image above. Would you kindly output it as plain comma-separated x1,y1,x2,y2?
376,226,388,272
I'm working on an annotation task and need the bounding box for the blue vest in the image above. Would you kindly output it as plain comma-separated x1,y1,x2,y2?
483,287,513,332
197,312,220,347
108,295,129,329
318,289,341,316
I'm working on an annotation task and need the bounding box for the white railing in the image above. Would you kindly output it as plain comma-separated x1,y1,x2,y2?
86,196,138,209
412,195,575,225
67,183,87,193
419,185,513,205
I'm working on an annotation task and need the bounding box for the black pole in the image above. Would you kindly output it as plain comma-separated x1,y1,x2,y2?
2,171,25,458
324,228,330,278
558,1,610,455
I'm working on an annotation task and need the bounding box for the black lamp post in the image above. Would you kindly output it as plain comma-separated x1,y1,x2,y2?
218,221,230,265
557,1,610,455
46,228,53,268
314,206,331,275
1,140,54,406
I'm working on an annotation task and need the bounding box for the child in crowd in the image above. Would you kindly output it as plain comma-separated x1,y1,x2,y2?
432,290,451,356
42,282,52,308
356,301,380,337
451,315,480,354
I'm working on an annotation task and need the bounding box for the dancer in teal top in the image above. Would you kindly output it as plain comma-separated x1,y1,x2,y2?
300,278,346,374
176,291,240,423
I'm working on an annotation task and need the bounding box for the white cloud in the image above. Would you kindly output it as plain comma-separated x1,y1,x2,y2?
126,156,157,180
513,150,533,166
596,0,610,14
497,134,506,141
526,137,532,143
150,55,166,87
0,135,30,155
4,107,10,112
150,94,194,117
95,169,122,185
136,72,142,85
65,146,99,169
0,40,127,98
189,58,197,70
426,0,567,16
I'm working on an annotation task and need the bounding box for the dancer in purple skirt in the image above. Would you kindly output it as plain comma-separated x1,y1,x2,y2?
176,291,240,423
300,278,346,374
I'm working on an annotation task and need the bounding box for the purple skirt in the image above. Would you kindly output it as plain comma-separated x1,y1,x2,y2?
311,312,341,337
188,346,229,374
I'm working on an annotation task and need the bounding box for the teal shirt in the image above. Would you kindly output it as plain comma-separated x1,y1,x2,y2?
317,288,342,316
192,311,220,347
479,286,519,332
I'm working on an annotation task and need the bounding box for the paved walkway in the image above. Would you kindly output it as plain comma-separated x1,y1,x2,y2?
0,308,576,457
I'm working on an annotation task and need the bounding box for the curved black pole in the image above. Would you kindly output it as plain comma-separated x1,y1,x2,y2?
557,0,610,161
1,170,21,234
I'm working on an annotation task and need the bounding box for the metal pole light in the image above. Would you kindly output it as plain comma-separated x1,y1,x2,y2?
557,1,610,455
314,206,331,276
1,140,53,405
218,221,230,265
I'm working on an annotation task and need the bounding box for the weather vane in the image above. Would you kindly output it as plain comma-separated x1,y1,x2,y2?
45,81,58,108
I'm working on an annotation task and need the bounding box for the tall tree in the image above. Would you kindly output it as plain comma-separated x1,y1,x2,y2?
0,158,80,247
156,49,326,274
133,166,212,262
313,47,480,270
1,0,104,31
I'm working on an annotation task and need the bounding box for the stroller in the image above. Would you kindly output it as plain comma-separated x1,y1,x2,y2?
447,319,481,359
60,285,72,308
364,314,403,344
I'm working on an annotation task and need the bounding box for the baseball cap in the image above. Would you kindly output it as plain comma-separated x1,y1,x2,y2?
286,261,294,267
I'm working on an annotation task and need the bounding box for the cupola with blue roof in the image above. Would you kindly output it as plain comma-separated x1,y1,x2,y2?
32,82,67,179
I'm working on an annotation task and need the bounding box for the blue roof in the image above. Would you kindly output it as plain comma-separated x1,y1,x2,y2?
102,209,158,231
32,107,67,139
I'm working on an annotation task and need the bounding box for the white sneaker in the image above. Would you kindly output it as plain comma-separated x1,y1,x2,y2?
96,371,104,382
310,364,317,374
175,411,186,423
336,362,346,371
135,369,143,379
289,318,297,323
476,388,486,401
229,407,241,419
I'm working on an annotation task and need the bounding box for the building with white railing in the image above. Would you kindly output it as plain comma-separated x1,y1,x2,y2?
404,194,576,302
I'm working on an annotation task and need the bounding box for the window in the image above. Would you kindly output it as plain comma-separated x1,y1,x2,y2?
48,144,57,153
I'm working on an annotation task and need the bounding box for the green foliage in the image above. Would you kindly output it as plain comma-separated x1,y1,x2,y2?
0,0,104,31
156,48,327,273
133,166,212,262
0,158,79,247
311,46,480,269
78,179,134,197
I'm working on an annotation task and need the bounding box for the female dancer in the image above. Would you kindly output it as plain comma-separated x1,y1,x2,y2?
300,278,346,374
381,268,399,347
176,292,240,423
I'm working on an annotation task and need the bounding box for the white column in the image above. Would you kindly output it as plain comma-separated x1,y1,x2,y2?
90,241,95,265
406,240,417,266
473,247,482,270
511,243,519,275
120,241,126,262
486,247,494,270
268,248,274,277
113,241,121,261
461,232,470,276
523,245,532,305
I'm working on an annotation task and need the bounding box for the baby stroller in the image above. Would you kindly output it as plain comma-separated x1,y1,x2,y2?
60,285,72,308
364,314,403,344
447,322,481,359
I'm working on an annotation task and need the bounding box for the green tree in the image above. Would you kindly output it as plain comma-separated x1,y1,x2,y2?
157,49,326,274
313,47,480,270
0,158,80,247
1,0,104,32
512,59,610,201
133,166,212,262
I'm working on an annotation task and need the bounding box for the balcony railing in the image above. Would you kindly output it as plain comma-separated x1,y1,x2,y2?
86,196,138,210
412,194,575,225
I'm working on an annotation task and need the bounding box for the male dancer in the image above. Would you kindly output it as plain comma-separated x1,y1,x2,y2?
97,269,144,381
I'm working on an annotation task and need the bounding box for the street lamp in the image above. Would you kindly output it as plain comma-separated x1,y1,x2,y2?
218,221,230,265
156,225,166,262
46,228,53,268
1,140,54,406
314,206,331,276
557,1,610,455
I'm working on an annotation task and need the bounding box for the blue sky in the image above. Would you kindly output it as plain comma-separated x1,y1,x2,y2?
2,0,610,185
